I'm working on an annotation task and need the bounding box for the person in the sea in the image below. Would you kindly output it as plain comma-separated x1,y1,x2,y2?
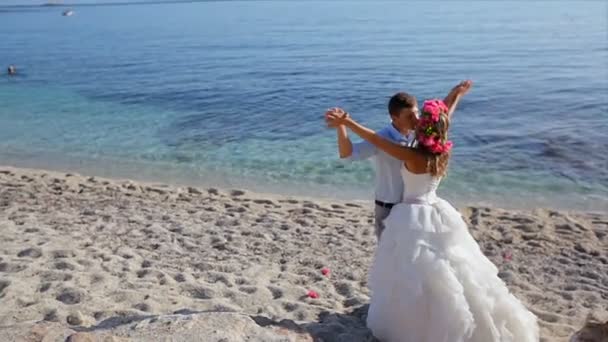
324,83,540,341
7,65,16,76
325,82,467,241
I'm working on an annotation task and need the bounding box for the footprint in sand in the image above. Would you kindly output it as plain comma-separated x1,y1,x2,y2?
498,215,535,224
0,262,26,273
222,290,238,299
267,286,284,299
238,286,258,294
343,296,365,307
212,303,240,313
136,269,151,278
282,301,300,312
253,199,276,206
513,224,538,233
230,189,245,197
132,303,152,312
532,309,560,323
204,270,236,285
17,247,42,258
54,261,76,271
39,282,52,293
334,281,356,297
92,311,106,321
235,277,250,286
17,297,37,308
555,224,576,235
41,271,73,282
51,250,76,259
43,309,60,322
0,279,10,297
76,259,93,267
184,285,216,299
56,288,83,305
173,273,187,283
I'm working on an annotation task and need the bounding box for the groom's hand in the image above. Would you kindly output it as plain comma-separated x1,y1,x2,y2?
325,109,349,128
325,107,348,128
325,107,346,120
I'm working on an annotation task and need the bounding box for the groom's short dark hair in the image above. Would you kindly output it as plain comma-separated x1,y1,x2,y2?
388,92,417,117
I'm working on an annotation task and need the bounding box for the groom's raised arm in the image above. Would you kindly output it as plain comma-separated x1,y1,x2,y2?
327,112,418,163
336,125,353,158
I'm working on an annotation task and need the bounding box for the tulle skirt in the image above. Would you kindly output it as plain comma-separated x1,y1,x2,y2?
366,198,539,342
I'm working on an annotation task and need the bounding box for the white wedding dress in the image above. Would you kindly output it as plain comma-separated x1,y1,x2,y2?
367,167,539,342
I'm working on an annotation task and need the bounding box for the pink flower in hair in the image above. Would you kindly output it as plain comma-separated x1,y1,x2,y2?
423,100,437,109
422,101,440,118
430,142,444,154
417,99,453,155
430,141,453,154
437,100,448,114
421,136,435,147
423,100,437,110
418,117,432,128
422,99,448,121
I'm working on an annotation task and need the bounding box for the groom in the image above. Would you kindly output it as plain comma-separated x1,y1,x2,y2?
326,81,471,240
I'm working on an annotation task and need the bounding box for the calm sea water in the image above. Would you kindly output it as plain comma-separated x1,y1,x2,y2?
0,1,607,210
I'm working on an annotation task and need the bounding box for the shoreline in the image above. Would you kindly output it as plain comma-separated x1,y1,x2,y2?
0,165,607,341
0,152,605,212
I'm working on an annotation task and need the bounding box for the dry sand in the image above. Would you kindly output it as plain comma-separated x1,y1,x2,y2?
0,165,606,341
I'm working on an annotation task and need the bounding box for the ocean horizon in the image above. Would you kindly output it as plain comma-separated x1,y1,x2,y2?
1,1,607,211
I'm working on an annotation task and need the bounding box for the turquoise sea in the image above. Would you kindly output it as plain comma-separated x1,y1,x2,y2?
1,1,607,210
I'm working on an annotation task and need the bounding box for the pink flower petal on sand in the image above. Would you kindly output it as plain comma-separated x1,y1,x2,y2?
321,267,330,276
503,251,513,262
307,290,319,299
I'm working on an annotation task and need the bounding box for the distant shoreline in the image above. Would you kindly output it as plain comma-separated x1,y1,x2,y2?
2,0,244,10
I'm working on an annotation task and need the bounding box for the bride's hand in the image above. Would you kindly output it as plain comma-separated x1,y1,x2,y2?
453,80,473,97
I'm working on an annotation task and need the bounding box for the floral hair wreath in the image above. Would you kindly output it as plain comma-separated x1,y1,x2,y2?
416,99,453,154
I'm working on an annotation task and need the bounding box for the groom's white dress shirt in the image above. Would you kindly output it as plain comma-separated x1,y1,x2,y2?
349,124,411,204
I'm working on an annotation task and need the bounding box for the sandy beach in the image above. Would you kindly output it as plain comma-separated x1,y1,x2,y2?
0,165,606,341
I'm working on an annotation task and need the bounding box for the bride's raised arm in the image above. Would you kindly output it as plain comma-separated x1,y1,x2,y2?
326,113,418,162
443,80,473,119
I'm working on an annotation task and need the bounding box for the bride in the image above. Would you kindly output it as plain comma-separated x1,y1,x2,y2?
325,83,539,342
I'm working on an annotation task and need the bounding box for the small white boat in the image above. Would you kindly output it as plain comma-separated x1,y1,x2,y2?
43,0,63,6
62,9,74,16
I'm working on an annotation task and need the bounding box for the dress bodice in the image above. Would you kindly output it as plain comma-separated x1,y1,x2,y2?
401,167,441,204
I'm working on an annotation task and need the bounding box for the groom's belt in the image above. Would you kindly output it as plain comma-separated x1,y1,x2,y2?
374,200,396,209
